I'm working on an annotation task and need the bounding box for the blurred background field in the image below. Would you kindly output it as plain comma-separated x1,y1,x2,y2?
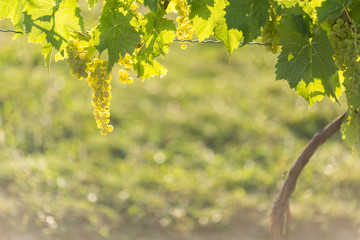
0,14,360,239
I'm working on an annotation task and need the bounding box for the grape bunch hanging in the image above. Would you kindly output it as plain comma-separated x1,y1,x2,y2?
329,17,360,98
66,39,114,135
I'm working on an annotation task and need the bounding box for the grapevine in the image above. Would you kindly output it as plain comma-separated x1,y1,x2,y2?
1,0,359,158
2,0,360,238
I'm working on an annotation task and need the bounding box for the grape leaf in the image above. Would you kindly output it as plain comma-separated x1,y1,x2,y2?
24,0,84,60
225,0,269,44
276,15,338,105
189,0,215,20
144,0,158,11
296,79,327,106
134,59,167,80
41,42,52,72
139,12,175,62
329,71,343,101
96,10,140,71
349,0,360,23
276,0,298,7
192,0,226,41
214,19,242,55
0,0,26,28
86,0,98,9
316,0,352,23
341,110,359,147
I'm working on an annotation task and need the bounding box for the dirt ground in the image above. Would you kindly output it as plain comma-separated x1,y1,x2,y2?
2,216,359,240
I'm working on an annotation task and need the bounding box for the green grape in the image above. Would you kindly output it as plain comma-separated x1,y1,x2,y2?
173,0,193,50
107,125,114,133
87,58,113,135
329,17,360,97
66,39,90,80
261,3,280,54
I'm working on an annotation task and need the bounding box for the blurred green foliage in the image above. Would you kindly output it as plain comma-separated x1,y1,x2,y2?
0,25,359,239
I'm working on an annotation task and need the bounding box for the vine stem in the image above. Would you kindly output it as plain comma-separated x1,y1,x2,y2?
327,27,351,37
0,29,23,34
269,112,347,240
174,39,272,46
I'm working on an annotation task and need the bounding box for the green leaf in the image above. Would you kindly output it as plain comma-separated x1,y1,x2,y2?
349,0,360,23
225,0,269,44
96,10,140,71
316,0,352,23
192,0,226,41
214,19,242,55
345,82,360,110
276,0,298,7
295,79,326,106
276,15,338,105
41,42,52,72
134,59,167,80
341,110,359,147
139,12,176,62
0,0,26,27
144,0,158,11
86,0,98,9
189,0,215,20
24,0,84,60
328,72,343,101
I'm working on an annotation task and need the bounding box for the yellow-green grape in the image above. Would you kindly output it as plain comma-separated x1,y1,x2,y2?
118,53,134,84
174,0,193,50
130,2,139,14
119,70,134,84
261,5,280,54
119,53,134,70
329,17,360,96
107,125,114,133
66,39,90,80
87,58,113,135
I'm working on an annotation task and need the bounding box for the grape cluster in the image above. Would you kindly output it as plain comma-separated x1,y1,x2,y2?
66,39,89,79
261,5,280,54
87,58,114,135
329,18,360,95
130,2,139,14
174,0,193,50
118,53,134,84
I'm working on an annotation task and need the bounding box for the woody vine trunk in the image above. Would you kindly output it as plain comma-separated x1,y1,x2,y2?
269,112,347,240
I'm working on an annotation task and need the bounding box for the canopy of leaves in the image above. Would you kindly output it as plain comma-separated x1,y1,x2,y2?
225,0,269,44
316,0,352,23
188,0,215,19
86,0,98,9
23,0,84,61
140,11,176,62
0,0,26,28
191,0,226,41
276,13,338,106
96,10,140,71
144,0,158,11
1,0,360,145
134,11,175,79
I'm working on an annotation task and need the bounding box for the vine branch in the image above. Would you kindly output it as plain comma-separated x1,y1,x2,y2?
0,29,23,34
174,39,272,46
269,112,347,240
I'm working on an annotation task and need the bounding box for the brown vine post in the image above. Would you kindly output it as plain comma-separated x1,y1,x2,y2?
269,112,347,240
